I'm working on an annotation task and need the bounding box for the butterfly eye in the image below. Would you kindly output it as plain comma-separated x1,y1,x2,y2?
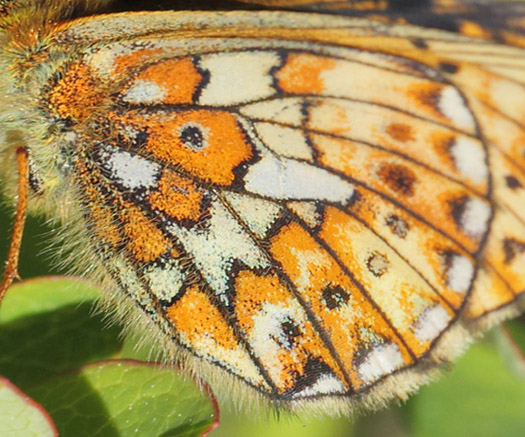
178,122,209,151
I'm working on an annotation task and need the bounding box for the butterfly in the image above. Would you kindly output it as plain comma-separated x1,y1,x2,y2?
0,0,524,418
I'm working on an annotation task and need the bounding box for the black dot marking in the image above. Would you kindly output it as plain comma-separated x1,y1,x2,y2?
366,251,390,277
285,357,336,398
439,62,459,74
505,175,523,190
503,238,525,264
411,38,428,49
385,214,409,238
179,123,207,150
276,319,301,350
322,285,350,310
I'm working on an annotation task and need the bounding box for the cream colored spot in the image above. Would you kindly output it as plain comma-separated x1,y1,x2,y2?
122,79,166,104
198,51,281,106
413,305,452,342
240,98,305,125
113,258,155,313
438,86,475,132
106,149,160,190
177,331,264,385
255,122,313,160
244,152,355,204
446,254,474,294
460,197,491,239
224,192,282,238
357,343,404,383
450,136,488,185
287,201,321,228
144,262,184,302
292,374,346,398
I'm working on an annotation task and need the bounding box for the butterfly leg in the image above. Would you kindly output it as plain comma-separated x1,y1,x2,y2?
0,146,29,304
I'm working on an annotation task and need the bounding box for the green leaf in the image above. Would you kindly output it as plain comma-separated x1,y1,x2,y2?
407,337,525,437
0,278,122,389
208,408,353,437
0,376,57,437
27,360,215,437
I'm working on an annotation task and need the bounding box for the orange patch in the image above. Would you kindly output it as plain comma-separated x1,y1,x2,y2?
406,82,446,120
88,202,121,248
117,109,253,186
148,169,204,222
112,48,164,77
269,222,412,387
74,158,122,249
314,134,482,252
276,53,336,94
429,131,456,162
127,57,202,104
319,206,453,356
166,285,238,350
386,123,414,143
120,201,169,262
459,20,493,40
234,270,348,393
48,63,105,122
349,188,466,309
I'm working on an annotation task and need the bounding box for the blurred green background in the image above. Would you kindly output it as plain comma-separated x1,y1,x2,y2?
1,192,524,436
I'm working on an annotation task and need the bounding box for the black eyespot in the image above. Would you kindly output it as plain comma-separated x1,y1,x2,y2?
282,320,300,339
276,319,301,349
322,286,350,310
179,123,208,151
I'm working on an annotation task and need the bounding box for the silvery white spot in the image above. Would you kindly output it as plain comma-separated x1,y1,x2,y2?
122,79,166,104
293,374,347,398
224,192,282,238
438,86,475,132
413,305,452,342
460,197,491,239
144,262,185,302
357,343,404,383
106,150,160,190
244,152,355,204
446,253,474,294
450,137,488,185
167,200,270,305
198,51,281,106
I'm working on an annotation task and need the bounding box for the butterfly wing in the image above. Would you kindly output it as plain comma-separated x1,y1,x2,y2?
38,10,525,410
234,0,525,46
